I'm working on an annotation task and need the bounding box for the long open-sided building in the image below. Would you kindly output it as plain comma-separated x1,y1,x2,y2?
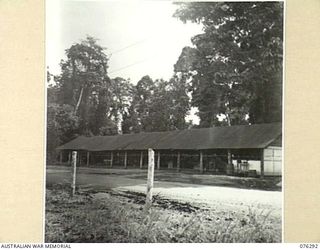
57,122,282,177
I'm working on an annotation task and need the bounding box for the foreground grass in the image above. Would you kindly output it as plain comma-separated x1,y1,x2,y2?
45,185,281,243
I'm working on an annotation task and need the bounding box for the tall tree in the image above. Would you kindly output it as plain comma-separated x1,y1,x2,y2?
122,75,154,133
174,2,283,126
46,36,124,162
109,77,132,133
122,75,190,133
55,36,113,135
166,76,191,130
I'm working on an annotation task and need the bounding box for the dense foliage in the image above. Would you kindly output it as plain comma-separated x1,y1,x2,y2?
174,2,283,127
47,37,190,162
122,75,190,133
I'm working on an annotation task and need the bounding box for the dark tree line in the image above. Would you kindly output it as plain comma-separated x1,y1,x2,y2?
47,2,283,162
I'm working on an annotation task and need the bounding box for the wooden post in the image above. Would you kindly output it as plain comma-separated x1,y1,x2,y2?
146,148,155,208
157,151,161,170
226,149,233,175
177,152,180,172
199,151,203,173
86,151,90,167
110,152,113,168
71,151,77,196
227,150,232,165
68,152,71,165
78,152,81,166
260,149,265,178
140,151,143,169
272,148,275,174
59,151,63,164
124,151,128,168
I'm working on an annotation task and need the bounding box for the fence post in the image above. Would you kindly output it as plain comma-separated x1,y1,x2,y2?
146,148,155,208
71,151,77,196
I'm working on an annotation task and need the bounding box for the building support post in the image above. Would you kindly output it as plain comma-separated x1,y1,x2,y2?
199,151,203,173
124,151,127,169
77,152,80,166
110,152,113,168
227,149,233,175
260,149,265,178
140,151,143,169
59,151,63,165
177,152,180,172
227,150,232,165
86,151,90,167
157,151,161,170
68,151,71,165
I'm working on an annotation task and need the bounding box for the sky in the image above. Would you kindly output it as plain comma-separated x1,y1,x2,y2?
46,0,202,124
46,0,203,82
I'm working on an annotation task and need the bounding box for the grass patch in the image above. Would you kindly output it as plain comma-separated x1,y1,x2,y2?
45,184,281,243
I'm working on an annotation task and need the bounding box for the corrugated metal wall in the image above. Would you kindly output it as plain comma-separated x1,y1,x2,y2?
263,146,282,176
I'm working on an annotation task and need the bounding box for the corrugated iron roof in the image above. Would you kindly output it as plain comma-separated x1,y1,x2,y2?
57,122,282,151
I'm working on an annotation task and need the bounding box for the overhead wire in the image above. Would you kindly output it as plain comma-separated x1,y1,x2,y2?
108,38,149,57
108,55,159,75
107,35,159,76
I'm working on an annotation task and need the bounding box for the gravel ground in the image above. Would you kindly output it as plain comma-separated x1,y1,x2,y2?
116,183,282,217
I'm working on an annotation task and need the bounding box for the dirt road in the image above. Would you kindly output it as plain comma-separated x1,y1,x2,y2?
46,165,282,217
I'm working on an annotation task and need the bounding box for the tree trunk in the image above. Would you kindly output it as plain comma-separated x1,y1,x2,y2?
74,87,84,114
226,102,232,126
